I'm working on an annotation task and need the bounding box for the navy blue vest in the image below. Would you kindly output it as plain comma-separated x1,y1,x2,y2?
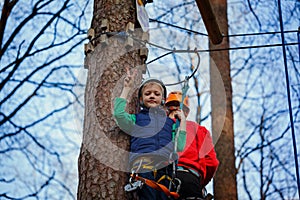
129,107,175,165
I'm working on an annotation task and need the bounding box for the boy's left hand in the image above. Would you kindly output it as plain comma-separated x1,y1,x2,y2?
124,67,137,88
171,109,186,122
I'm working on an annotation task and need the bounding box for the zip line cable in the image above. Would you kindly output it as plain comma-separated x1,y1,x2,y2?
149,18,208,36
143,48,200,86
278,0,300,198
150,18,299,38
91,31,299,56
128,34,201,86
125,30,299,54
91,30,299,89
298,27,300,59
165,51,200,86
143,38,298,53
146,51,173,65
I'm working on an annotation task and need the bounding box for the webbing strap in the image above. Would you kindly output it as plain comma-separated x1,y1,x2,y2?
171,77,189,191
157,174,172,183
131,174,180,199
173,76,189,155
174,76,189,139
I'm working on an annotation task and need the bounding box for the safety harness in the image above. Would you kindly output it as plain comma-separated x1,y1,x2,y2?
127,173,181,199
124,157,182,198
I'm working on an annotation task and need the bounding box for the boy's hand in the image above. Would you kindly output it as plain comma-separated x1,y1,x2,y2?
175,109,187,133
120,67,137,99
124,68,137,88
174,110,186,122
169,109,186,122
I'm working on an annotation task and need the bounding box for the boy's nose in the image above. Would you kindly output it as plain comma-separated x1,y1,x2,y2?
149,93,155,98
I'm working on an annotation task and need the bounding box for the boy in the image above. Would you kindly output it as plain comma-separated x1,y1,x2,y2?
166,91,219,200
113,72,186,200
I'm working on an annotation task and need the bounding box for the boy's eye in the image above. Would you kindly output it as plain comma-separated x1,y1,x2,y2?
155,92,161,96
144,91,161,96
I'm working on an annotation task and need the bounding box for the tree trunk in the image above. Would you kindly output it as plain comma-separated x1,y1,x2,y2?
77,0,144,199
209,0,238,199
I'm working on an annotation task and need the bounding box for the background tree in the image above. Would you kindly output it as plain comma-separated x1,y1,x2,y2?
209,0,238,199
0,0,91,199
77,0,144,199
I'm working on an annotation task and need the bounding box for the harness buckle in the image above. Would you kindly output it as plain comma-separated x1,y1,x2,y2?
124,180,143,192
125,171,144,192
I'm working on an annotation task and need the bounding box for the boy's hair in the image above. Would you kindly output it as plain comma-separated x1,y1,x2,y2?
141,82,164,95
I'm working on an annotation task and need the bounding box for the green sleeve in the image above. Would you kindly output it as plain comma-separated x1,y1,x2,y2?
113,97,136,134
172,124,186,152
176,130,186,152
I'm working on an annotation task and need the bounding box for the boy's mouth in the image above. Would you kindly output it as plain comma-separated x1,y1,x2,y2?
147,99,160,105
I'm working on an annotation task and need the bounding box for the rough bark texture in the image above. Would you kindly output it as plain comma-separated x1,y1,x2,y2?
77,0,143,199
209,0,238,199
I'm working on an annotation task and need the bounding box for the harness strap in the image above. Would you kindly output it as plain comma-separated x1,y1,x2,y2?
131,173,180,199
177,166,200,178
157,174,172,183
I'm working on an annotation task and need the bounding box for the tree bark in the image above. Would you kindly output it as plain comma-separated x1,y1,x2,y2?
209,0,238,199
77,0,143,199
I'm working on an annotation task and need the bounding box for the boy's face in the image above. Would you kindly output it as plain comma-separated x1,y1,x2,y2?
166,101,190,117
141,83,163,108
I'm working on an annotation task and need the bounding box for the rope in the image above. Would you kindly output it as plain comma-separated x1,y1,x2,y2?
131,174,180,199
278,0,300,198
165,51,200,86
169,77,189,192
297,26,300,58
